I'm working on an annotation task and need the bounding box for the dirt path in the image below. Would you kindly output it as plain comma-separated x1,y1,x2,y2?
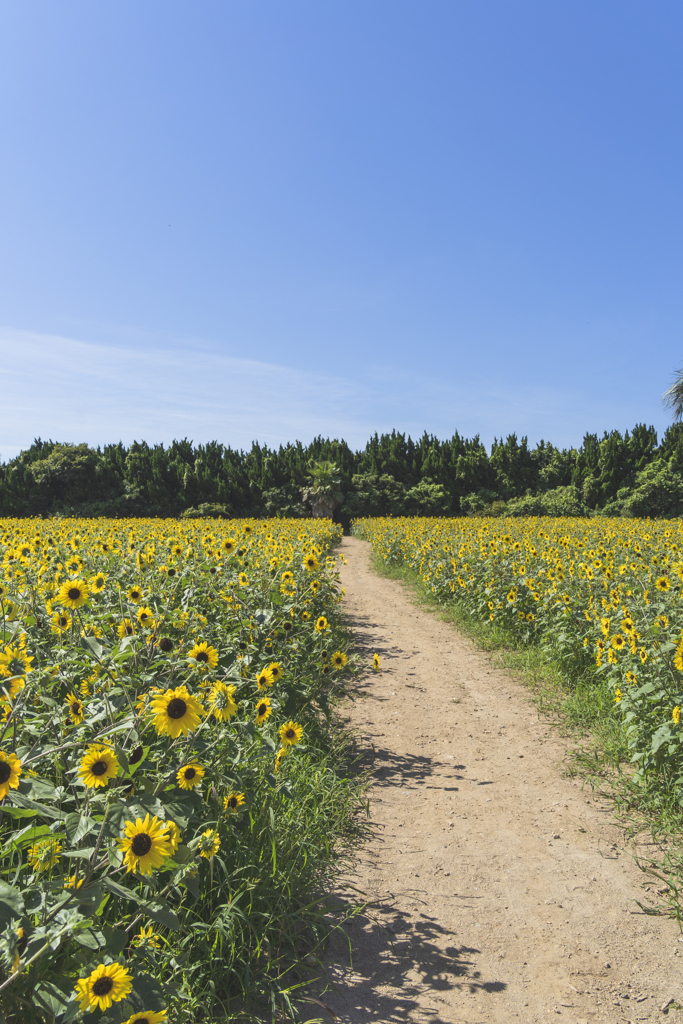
322,537,683,1024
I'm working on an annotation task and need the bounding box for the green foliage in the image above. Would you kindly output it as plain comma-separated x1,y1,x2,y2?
2,422,683,520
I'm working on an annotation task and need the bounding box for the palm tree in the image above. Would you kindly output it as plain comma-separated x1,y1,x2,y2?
663,368,683,421
301,460,343,518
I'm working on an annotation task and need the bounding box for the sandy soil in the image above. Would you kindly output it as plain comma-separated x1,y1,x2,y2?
320,537,683,1024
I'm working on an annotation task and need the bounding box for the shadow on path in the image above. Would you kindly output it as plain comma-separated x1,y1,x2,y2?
321,902,506,1023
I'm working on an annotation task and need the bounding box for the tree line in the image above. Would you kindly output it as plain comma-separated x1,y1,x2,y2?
2,423,683,522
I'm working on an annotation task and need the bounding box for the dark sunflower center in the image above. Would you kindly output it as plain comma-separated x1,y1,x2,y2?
71,702,81,714
129,744,144,764
258,704,267,716
196,652,209,662
60,618,68,627
167,698,187,719
0,762,11,783
92,976,114,996
139,612,149,620
184,768,196,780
131,833,153,856
125,624,133,635
91,759,108,776
159,638,173,652
167,568,176,577
285,729,295,740
67,588,81,600
228,797,237,808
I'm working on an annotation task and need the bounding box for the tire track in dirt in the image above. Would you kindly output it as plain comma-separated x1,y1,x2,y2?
322,537,683,1024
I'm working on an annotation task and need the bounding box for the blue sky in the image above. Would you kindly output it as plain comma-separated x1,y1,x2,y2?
0,1,681,461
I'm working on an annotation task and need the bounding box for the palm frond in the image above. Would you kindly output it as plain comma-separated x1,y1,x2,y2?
662,368,683,421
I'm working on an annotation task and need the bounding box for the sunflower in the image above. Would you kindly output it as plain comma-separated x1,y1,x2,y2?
625,671,637,685
150,686,203,738
655,614,669,629
614,688,622,703
255,696,272,725
0,644,33,680
655,576,671,592
373,653,381,672
127,586,143,603
117,618,136,638
208,681,238,721
57,579,89,610
256,667,274,690
188,642,219,670
50,611,72,634
198,828,220,859
65,691,85,725
303,553,319,571
222,538,237,554
674,640,683,672
611,634,626,650
176,763,205,790
267,661,284,682
640,648,648,664
674,706,681,725
28,837,62,872
279,720,303,747
314,616,328,633
331,651,347,670
119,814,173,874
0,751,22,799
75,963,133,1012
132,924,162,950
281,571,294,583
78,745,119,788
89,573,106,593
166,820,181,854
136,606,155,628
506,589,516,603
223,791,246,813
301,610,311,621
238,573,249,587
274,746,288,772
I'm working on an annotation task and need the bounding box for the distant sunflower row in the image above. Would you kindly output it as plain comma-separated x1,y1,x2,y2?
355,515,683,796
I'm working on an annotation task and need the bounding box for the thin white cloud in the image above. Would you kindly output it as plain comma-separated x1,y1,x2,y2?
0,325,660,463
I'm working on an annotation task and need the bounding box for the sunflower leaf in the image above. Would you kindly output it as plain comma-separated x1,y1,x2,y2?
144,898,180,930
65,812,97,844
81,636,104,659
8,792,67,820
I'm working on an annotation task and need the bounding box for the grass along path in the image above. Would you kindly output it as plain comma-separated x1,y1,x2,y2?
321,536,683,1024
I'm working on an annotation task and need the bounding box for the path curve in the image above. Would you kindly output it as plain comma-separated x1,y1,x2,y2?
323,537,682,1024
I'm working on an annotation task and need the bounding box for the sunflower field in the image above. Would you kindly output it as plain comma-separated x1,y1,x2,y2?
0,516,356,1024
354,516,683,799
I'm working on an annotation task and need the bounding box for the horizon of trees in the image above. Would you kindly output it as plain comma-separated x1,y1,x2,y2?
2,422,683,521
